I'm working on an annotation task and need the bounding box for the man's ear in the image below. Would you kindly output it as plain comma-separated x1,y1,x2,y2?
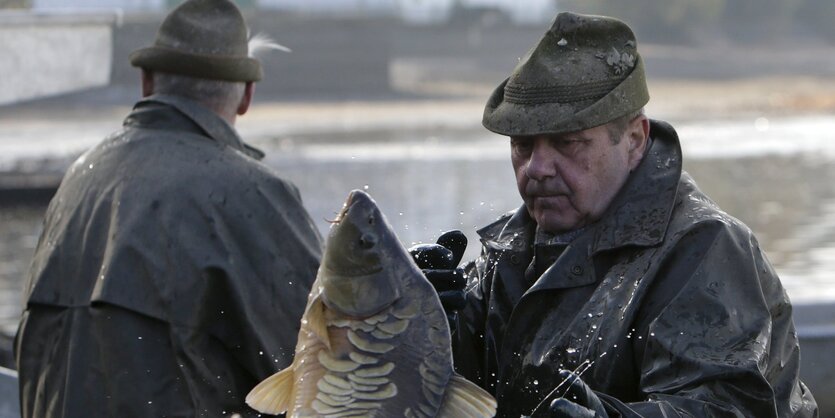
141,69,154,97
237,82,255,116
627,114,650,171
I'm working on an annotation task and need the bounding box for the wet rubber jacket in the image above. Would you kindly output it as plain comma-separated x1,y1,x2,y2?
453,120,818,417
15,95,323,417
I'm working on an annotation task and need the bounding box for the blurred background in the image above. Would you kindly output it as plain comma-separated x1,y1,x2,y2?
1,0,835,414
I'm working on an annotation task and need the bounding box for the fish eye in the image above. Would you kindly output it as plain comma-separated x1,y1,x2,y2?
368,215,375,225
359,233,377,249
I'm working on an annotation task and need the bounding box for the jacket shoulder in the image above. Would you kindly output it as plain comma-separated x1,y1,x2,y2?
667,172,756,241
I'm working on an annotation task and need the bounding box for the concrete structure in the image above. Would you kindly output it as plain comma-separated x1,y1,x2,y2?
795,302,835,416
34,0,163,11
0,11,117,106
0,367,18,418
32,0,557,24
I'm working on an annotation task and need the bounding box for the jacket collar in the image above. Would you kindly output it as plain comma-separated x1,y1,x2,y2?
126,94,265,160
477,207,536,253
478,119,682,255
591,119,681,252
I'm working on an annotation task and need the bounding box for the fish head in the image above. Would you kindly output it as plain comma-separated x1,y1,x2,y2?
319,190,409,318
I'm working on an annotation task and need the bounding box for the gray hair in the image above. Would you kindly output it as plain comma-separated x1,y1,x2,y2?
148,35,287,117
151,72,246,117
607,108,646,144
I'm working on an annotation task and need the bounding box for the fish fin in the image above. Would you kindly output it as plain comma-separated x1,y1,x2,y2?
246,367,295,414
306,296,332,350
437,374,497,417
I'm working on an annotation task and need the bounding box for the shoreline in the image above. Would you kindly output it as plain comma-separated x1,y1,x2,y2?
2,72,835,199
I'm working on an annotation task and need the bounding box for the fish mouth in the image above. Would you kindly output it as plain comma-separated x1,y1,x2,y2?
334,189,373,223
346,189,373,208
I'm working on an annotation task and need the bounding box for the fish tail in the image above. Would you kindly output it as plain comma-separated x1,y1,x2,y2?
246,367,294,414
437,374,497,417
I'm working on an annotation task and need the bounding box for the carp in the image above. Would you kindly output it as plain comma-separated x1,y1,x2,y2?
246,190,496,417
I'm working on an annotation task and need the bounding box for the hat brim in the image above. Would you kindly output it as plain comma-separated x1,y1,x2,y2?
482,57,649,137
129,46,262,82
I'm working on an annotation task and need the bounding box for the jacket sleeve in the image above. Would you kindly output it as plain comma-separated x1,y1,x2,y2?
605,220,817,417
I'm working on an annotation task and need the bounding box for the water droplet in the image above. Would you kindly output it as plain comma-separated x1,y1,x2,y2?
754,116,770,132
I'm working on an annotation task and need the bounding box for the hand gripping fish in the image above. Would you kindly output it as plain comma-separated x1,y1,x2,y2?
246,190,496,417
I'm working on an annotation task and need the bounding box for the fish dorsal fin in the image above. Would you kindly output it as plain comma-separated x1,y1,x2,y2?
437,374,497,417
245,367,294,414
306,296,331,350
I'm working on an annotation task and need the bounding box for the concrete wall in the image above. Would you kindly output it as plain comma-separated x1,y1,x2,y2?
34,0,164,11
0,11,116,105
0,367,18,418
794,302,835,416
111,12,396,100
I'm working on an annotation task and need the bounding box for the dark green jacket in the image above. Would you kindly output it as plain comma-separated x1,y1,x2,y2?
15,95,322,417
454,120,818,417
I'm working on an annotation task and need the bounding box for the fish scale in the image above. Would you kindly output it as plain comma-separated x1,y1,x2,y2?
246,190,496,417
310,308,407,416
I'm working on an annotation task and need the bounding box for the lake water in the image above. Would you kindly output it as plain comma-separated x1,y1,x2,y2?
2,115,835,336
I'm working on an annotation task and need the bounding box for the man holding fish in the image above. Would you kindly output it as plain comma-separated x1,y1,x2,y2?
413,12,819,418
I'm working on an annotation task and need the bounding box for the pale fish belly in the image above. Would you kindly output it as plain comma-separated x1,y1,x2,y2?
303,297,453,418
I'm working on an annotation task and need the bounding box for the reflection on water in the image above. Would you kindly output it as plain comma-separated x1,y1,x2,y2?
0,207,42,335
2,119,835,335
683,155,835,302
262,125,835,303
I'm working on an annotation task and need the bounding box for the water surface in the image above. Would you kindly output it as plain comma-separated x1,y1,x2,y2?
2,115,835,336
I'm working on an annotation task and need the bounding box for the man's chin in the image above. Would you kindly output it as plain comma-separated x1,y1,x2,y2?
533,212,582,235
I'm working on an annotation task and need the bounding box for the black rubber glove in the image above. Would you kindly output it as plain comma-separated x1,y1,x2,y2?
529,370,609,418
408,230,468,331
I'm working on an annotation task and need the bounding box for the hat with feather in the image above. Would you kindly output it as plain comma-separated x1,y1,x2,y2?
129,0,274,82
482,12,650,136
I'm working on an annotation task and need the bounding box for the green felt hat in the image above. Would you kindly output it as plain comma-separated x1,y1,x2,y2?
483,12,649,136
129,0,262,82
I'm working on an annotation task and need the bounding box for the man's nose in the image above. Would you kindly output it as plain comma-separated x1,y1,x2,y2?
525,142,558,180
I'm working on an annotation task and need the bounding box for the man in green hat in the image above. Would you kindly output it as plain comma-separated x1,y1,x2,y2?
412,12,818,417
14,1,322,417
